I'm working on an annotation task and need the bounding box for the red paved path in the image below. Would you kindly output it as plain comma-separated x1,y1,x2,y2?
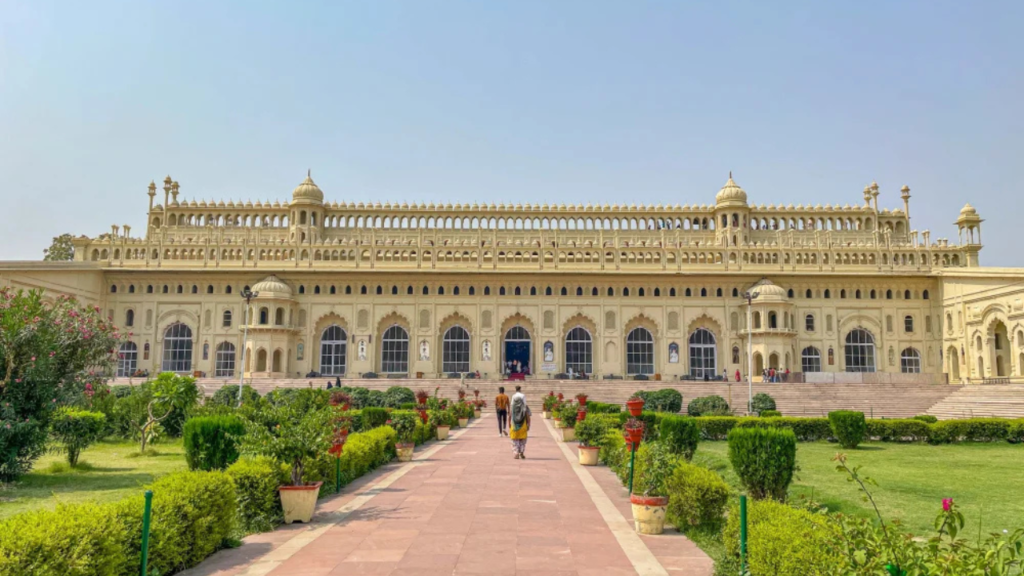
182,415,712,576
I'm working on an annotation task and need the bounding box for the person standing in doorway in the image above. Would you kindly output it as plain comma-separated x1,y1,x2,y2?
735,369,741,382
495,386,510,436
510,385,531,459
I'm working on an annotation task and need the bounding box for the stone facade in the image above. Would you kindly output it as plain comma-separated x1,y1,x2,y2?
1,173,1020,383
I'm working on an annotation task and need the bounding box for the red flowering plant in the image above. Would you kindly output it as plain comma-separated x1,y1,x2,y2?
0,289,123,480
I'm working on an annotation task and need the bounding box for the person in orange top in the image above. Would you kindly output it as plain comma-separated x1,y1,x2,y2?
495,386,510,436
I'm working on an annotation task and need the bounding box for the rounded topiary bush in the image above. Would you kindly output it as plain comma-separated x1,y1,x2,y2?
658,415,700,460
360,407,390,431
751,393,777,414
49,407,106,467
665,460,730,528
687,395,731,417
210,385,261,407
828,410,866,449
183,415,246,471
727,426,797,501
383,386,415,409
652,389,684,413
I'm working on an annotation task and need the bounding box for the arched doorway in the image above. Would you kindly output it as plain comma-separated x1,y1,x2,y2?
753,352,764,376
319,325,347,376
381,325,410,374
947,346,960,380
992,321,1009,377
565,326,593,374
503,325,531,374
256,349,268,372
844,328,876,372
272,349,283,373
768,352,779,370
688,328,716,379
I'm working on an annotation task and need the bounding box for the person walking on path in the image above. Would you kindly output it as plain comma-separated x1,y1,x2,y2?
495,386,510,436
509,385,531,459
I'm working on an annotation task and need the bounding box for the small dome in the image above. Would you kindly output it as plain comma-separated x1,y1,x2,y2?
715,173,748,206
960,203,977,216
292,171,324,203
251,275,293,298
746,279,788,302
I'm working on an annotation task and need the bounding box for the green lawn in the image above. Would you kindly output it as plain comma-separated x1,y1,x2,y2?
0,439,187,520
695,441,1024,536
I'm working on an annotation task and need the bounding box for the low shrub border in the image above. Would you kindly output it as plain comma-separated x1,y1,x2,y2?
692,415,1024,444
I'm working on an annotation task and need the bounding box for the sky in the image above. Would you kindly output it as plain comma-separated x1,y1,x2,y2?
1,1,1022,265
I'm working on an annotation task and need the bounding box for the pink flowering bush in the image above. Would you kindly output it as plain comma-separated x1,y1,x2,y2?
0,288,121,480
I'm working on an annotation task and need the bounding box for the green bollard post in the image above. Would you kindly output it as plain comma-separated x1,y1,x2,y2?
739,495,748,574
627,443,637,494
335,455,342,493
140,490,153,576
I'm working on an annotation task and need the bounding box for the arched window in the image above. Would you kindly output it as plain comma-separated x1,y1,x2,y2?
565,327,593,374
161,323,193,373
626,327,654,375
442,326,470,373
923,290,930,300
546,287,553,296
844,329,876,372
561,287,568,296
732,346,740,364
376,285,383,295
259,307,269,325
900,348,921,373
805,314,815,332
125,309,135,327
320,326,347,376
768,312,778,329
886,289,893,299
117,342,138,377
275,308,285,325
222,310,232,327
801,346,821,373
225,285,232,294
215,342,236,377
904,315,914,333
381,325,410,374
688,328,717,379
824,289,831,299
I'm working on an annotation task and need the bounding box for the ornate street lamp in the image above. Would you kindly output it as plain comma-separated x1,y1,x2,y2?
238,287,259,407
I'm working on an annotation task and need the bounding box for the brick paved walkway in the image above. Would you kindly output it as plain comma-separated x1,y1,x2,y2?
183,414,713,576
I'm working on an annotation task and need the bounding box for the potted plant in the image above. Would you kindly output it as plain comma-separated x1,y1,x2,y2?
415,389,430,406
543,393,558,419
456,402,471,427
624,417,645,444
554,401,578,442
238,404,335,524
575,415,606,466
429,409,451,441
557,392,564,401
630,443,675,535
626,395,645,417
576,393,588,405
390,411,417,462
473,398,486,418
457,389,467,402
576,403,587,423
473,388,480,399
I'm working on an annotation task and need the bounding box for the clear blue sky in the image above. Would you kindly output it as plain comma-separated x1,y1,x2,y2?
1,1,1021,265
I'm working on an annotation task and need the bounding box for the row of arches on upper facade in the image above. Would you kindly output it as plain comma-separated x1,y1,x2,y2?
155,211,895,235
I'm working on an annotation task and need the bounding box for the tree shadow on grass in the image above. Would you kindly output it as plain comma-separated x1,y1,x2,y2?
14,472,162,497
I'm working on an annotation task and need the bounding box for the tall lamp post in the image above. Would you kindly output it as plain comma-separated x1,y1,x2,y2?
238,288,259,408
743,289,759,414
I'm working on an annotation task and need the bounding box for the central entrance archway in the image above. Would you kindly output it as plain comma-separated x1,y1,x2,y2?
504,325,531,374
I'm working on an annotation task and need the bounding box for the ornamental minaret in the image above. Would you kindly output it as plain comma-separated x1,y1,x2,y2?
147,180,156,212
901,184,911,220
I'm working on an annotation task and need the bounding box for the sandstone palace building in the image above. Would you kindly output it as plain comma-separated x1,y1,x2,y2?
2,173,1023,385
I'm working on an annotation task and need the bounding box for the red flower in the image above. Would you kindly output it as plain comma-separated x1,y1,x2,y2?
942,498,953,512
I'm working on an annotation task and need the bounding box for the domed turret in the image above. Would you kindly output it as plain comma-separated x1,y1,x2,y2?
746,279,788,302
251,275,293,299
715,173,748,207
291,170,324,204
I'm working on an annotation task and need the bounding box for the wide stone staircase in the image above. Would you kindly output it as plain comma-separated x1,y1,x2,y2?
111,376,973,419
924,385,1024,420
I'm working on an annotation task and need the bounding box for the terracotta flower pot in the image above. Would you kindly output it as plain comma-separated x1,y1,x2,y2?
560,427,576,442
417,409,428,424
396,442,414,462
625,426,644,444
576,395,588,405
436,425,450,441
624,439,636,452
458,417,469,427
630,494,669,535
576,410,586,422
578,445,599,465
626,398,645,417
279,482,324,524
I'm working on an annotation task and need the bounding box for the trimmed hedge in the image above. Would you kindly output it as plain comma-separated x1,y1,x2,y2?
0,470,237,576
687,395,731,417
828,411,866,449
760,410,781,418
723,498,841,575
865,419,932,443
658,415,700,460
929,418,1014,444
307,425,398,494
183,415,245,471
665,460,730,528
585,401,622,414
912,414,938,424
693,415,1024,444
360,407,389,431
727,427,797,501
226,456,288,534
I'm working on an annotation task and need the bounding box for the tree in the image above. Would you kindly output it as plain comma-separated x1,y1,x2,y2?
49,407,106,467
237,403,335,486
0,289,121,480
116,372,200,453
42,234,75,261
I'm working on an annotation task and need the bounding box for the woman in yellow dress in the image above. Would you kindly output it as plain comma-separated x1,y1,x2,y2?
509,385,531,459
